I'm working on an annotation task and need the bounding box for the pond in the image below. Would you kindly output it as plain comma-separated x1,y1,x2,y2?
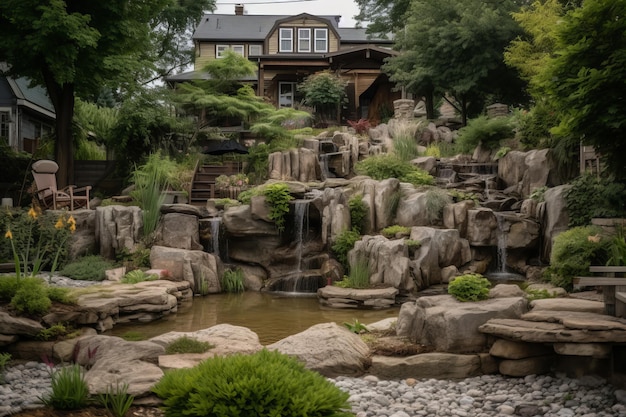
106,291,401,345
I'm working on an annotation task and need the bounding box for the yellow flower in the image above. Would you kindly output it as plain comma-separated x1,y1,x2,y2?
55,217,65,229
28,207,37,219
4,229,12,239
68,215,76,232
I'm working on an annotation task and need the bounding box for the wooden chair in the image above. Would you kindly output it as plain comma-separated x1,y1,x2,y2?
31,160,91,210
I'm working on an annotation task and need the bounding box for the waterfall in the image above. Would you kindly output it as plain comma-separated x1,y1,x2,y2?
320,154,331,180
209,217,222,257
294,200,310,274
495,213,507,273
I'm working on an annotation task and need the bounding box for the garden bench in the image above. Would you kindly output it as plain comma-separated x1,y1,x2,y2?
573,266,626,317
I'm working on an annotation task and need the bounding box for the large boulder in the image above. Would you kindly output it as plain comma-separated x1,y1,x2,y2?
150,246,220,294
268,148,321,182
75,335,165,397
95,206,142,259
222,204,278,236
395,191,431,227
350,235,413,291
351,178,400,232
267,322,371,377
155,212,202,250
442,200,476,237
466,208,497,246
499,149,562,199
539,185,571,262
66,209,96,260
153,324,264,369
396,294,528,353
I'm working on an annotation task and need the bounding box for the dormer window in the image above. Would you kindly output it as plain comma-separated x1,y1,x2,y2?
314,28,328,53
298,28,311,52
280,28,293,52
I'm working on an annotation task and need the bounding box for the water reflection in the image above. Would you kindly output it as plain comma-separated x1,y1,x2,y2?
106,292,400,345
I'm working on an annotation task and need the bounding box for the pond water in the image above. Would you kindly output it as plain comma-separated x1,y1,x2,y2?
106,291,401,345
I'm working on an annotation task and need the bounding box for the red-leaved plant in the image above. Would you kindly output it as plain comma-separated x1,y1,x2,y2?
347,118,371,135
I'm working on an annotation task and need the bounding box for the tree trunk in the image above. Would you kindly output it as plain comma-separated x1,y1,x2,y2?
424,87,435,120
42,69,75,188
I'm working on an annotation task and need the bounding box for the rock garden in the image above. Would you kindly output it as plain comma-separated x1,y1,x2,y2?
2,110,626,416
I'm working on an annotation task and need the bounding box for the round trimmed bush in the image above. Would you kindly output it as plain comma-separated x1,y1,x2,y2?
152,349,352,417
448,273,491,302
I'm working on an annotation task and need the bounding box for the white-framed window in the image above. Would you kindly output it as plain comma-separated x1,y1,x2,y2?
216,44,245,58
231,45,245,56
0,111,9,140
216,45,229,58
279,82,296,107
298,28,311,52
280,28,293,52
249,44,262,56
314,28,328,52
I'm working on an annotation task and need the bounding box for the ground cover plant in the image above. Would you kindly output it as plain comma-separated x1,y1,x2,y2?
447,273,491,302
60,255,115,282
152,349,352,417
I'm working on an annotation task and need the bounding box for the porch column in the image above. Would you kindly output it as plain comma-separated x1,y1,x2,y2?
258,63,265,97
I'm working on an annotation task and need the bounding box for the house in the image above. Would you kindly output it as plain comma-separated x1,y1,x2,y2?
0,70,55,153
167,5,400,124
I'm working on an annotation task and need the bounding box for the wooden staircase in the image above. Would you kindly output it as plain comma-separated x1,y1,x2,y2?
190,161,242,206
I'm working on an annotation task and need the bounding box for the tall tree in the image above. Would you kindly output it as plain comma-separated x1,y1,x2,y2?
354,0,411,37
539,0,626,180
0,0,213,186
384,0,527,123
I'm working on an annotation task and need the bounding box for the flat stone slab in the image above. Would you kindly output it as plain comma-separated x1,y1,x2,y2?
522,310,626,331
317,286,399,309
529,298,605,314
479,318,626,343
368,353,482,379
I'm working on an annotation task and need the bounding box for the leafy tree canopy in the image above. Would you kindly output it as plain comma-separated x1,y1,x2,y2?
384,0,527,124
297,70,347,123
354,0,410,37
0,0,214,185
539,0,626,180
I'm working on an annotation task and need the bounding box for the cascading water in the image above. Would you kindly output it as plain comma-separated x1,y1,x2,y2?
488,212,524,282
495,213,507,274
209,217,222,257
294,200,309,274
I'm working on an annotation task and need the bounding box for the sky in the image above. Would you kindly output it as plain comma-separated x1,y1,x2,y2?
213,0,361,27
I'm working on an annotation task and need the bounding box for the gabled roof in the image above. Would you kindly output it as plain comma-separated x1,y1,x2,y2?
192,13,392,44
5,76,55,118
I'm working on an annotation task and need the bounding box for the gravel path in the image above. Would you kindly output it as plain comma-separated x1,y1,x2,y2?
2,361,626,417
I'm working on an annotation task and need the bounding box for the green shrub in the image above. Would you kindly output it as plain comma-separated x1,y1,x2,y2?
263,183,293,233
121,269,158,284
10,277,52,315
121,331,147,341
60,255,115,281
447,273,491,302
607,227,626,266
343,318,369,334
525,288,557,301
152,349,351,417
424,144,441,158
565,174,626,227
545,226,608,289
344,257,370,289
41,364,90,410
381,225,411,238
0,352,11,384
456,115,515,153
424,187,452,224
405,239,421,252
165,336,213,354
331,228,361,269
97,382,134,417
392,130,420,162
0,276,20,302
354,154,434,186
348,194,368,234
37,323,79,341
513,103,554,149
449,190,480,206
221,268,245,293
530,186,548,203
46,286,77,305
